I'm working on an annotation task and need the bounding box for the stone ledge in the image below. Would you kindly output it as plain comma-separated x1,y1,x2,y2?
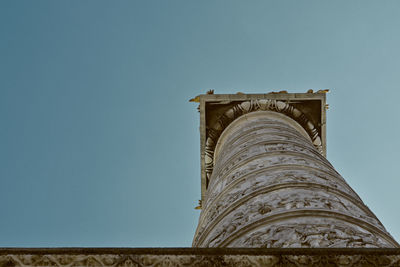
1,248,400,266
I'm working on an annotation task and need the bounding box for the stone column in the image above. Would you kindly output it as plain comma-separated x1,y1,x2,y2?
193,110,398,248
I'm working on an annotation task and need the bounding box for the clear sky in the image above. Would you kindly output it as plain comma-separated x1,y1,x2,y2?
1,0,400,247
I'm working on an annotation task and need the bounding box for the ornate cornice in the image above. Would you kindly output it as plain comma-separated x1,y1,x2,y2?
204,100,323,187
1,248,400,266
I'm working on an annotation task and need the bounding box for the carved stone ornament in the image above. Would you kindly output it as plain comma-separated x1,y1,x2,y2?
193,101,399,248
204,100,323,187
1,248,400,267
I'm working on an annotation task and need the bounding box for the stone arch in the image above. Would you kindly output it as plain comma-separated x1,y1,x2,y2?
204,100,323,187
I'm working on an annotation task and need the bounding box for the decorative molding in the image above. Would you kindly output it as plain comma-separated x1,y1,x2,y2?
2,248,400,267
204,100,323,187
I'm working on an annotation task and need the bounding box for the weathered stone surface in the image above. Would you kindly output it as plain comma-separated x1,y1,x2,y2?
193,107,399,248
1,248,400,267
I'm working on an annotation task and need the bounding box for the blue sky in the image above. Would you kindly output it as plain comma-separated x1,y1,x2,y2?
1,0,400,247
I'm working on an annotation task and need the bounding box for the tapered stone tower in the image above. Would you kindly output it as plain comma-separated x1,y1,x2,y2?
192,91,399,248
